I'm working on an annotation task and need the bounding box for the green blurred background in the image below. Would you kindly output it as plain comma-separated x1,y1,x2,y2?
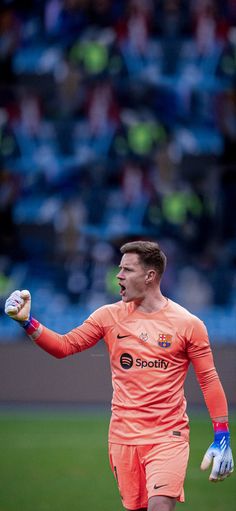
0,411,235,511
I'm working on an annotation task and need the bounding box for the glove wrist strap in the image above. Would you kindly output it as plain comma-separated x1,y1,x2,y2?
212,420,229,433
19,315,40,335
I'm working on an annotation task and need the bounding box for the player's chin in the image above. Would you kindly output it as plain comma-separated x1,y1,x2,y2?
121,294,131,302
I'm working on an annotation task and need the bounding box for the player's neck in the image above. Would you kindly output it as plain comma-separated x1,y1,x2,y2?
134,291,168,314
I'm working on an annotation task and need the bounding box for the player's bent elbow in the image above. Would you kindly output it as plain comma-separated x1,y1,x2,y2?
53,352,68,359
49,348,70,359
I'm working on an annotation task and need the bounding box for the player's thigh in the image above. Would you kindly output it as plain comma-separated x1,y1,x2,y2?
144,438,189,503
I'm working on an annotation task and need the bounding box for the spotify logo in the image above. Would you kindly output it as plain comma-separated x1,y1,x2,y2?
120,353,133,370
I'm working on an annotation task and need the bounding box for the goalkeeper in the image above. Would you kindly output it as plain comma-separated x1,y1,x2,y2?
5,241,234,511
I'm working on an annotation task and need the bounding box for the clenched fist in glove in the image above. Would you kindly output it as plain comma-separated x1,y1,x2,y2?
5,289,31,323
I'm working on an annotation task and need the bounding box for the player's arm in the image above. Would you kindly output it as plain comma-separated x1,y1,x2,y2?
187,318,234,482
5,289,103,358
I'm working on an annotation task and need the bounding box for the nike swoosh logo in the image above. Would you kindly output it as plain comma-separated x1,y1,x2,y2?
153,484,168,490
117,334,130,339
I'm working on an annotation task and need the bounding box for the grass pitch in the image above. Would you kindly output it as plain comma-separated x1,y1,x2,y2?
0,410,235,511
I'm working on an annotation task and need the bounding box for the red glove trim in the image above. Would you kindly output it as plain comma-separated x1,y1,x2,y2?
213,421,229,432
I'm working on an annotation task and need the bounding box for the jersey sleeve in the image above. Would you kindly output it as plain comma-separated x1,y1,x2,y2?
186,316,228,418
34,308,106,358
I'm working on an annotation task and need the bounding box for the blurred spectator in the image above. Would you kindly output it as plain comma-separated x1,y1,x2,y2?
191,0,219,58
85,78,120,137
90,240,115,291
54,196,87,258
119,109,167,157
116,0,156,77
69,27,116,76
18,89,43,138
155,0,190,76
116,0,154,47
54,53,82,118
44,0,63,39
173,266,214,311
217,26,236,84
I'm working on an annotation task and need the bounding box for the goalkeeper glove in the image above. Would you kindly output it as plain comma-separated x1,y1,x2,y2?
5,289,31,322
5,289,40,336
201,421,234,481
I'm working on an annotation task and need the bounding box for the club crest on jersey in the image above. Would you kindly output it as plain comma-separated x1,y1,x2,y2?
158,333,172,348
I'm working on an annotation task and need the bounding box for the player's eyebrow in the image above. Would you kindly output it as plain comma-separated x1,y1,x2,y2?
118,264,135,270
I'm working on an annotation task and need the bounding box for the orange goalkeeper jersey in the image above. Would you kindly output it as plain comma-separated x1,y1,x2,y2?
35,298,228,444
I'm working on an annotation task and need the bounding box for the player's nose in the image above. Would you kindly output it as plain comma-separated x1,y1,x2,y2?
117,269,124,279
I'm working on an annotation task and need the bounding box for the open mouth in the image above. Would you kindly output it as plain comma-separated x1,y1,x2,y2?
119,284,126,296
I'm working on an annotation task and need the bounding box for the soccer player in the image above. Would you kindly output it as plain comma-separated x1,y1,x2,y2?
5,241,234,511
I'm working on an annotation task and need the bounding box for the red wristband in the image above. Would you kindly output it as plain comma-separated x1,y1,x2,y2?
213,420,229,432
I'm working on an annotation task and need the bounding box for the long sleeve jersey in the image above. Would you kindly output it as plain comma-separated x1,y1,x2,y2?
33,298,228,444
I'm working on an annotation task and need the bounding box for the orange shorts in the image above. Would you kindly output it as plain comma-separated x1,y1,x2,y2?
109,436,189,510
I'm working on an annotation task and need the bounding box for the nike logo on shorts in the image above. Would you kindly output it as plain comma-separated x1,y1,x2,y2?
153,484,168,490
117,334,130,339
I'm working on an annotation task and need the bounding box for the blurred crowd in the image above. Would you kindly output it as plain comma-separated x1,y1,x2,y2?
0,0,236,340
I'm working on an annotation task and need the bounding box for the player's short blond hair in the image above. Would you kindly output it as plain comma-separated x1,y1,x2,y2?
120,240,167,278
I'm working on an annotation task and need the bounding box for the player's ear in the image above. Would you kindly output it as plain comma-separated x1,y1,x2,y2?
145,269,156,283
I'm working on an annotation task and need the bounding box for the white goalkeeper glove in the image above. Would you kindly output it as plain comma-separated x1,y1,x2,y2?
201,421,234,481
5,289,31,323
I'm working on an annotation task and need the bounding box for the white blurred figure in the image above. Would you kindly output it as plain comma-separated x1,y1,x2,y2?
174,266,214,311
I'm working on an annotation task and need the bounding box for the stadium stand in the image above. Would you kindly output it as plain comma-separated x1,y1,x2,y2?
0,0,236,343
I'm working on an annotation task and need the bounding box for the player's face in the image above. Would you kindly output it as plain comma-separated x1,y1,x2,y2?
117,253,148,303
